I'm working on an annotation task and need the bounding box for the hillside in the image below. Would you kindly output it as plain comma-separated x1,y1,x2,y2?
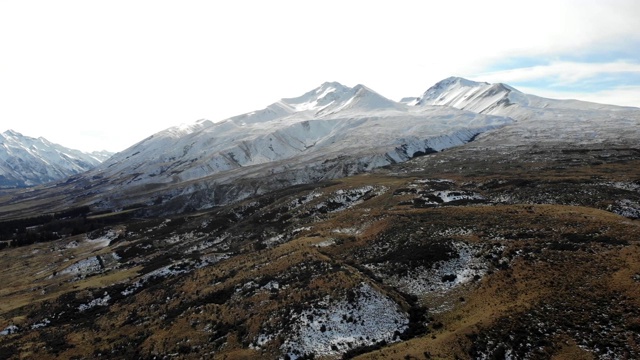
0,142,638,359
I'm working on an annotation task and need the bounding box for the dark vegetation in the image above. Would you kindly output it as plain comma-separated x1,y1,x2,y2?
398,293,429,341
342,341,388,359
0,206,139,248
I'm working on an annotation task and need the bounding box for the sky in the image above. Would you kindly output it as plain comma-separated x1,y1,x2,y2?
1,0,639,153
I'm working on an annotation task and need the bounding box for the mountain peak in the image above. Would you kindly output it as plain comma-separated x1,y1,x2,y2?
412,77,523,114
418,77,489,104
280,82,352,112
330,84,404,113
318,81,348,90
279,82,404,116
439,76,488,88
2,129,23,138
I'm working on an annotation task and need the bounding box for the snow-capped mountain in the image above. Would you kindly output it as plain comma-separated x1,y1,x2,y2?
90,82,511,208
2,78,640,360
408,76,640,147
5,77,639,217
0,130,113,188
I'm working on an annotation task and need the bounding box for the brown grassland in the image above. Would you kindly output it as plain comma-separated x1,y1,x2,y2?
0,145,639,359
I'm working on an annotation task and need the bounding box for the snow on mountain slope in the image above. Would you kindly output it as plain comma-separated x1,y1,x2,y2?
415,77,514,114
0,130,112,188
280,81,353,113
410,77,640,147
94,82,511,193
415,77,631,114
88,150,113,163
4,78,639,215
279,82,404,115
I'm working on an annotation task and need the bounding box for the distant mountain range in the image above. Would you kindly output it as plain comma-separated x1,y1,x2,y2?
1,77,638,217
0,130,112,188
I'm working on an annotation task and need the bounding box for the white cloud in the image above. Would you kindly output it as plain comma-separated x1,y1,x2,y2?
516,85,640,108
472,61,640,86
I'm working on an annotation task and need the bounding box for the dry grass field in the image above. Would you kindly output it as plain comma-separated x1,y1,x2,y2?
0,144,639,359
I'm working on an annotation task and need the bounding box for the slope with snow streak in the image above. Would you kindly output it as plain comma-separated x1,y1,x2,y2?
416,77,515,114
0,130,112,188
411,77,640,147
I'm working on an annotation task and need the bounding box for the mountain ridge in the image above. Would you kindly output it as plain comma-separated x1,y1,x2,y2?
407,76,640,148
80,81,511,213
2,77,639,218
0,130,113,188
413,76,638,113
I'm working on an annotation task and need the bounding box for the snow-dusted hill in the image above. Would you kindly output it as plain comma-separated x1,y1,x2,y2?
0,130,112,188
95,82,511,192
409,77,640,147
412,76,627,114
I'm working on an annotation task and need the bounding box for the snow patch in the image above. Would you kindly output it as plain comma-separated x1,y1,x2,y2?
435,190,485,203
608,199,640,219
314,186,387,214
87,229,118,248
332,227,361,235
121,261,194,296
0,325,19,336
186,234,229,254
599,181,640,192
78,293,111,312
274,283,408,359
31,318,50,329
60,256,102,277
369,242,490,300
314,239,336,248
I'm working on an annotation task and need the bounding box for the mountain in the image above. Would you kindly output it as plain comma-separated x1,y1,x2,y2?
3,78,640,219
1,78,638,219
76,82,511,212
0,130,113,188
1,78,640,359
408,76,640,147
412,76,621,114
87,150,113,163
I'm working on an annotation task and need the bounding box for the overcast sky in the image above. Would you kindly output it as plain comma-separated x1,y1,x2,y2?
1,0,639,153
